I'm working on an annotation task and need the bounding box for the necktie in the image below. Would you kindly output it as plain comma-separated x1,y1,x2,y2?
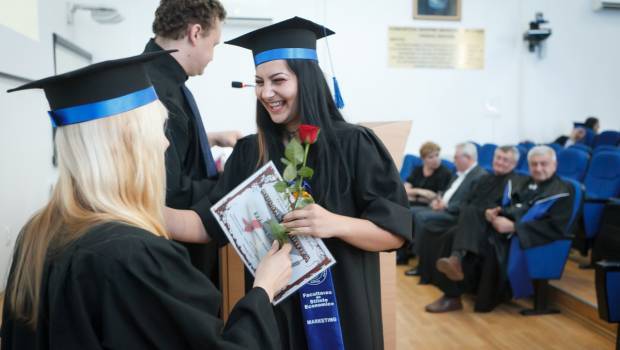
181,85,218,178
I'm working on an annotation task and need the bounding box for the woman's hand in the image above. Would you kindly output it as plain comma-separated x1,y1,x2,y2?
282,204,347,239
416,188,437,200
253,242,293,302
282,204,403,252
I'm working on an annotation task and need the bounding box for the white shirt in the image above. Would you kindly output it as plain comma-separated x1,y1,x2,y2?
442,162,478,206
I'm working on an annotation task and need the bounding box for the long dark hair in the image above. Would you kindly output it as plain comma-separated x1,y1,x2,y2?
255,59,350,204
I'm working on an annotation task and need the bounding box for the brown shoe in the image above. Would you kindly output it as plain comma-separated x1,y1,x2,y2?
436,256,464,281
425,295,463,313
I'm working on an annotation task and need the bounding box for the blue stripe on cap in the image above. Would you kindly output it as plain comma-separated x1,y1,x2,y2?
254,48,318,66
48,86,158,127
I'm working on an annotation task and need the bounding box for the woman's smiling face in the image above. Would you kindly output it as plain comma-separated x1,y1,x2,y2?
255,60,299,126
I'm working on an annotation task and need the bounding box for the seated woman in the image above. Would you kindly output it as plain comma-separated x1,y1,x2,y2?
404,141,452,206
398,142,452,264
1,52,292,349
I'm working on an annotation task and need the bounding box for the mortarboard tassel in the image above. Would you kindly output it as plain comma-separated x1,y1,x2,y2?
332,76,344,109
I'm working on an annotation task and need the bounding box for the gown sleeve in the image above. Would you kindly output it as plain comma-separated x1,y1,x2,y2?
515,181,574,249
350,127,413,244
98,233,280,350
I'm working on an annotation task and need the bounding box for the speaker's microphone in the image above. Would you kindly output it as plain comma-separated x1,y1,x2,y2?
231,81,255,88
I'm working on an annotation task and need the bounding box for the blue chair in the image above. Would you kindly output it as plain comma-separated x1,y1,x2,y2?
593,145,620,154
578,128,596,148
400,154,422,182
595,260,620,349
519,141,535,151
478,143,497,172
516,145,530,175
569,143,592,155
557,148,590,182
441,159,456,173
594,130,620,148
516,177,583,315
468,141,481,155
583,151,620,240
547,142,563,155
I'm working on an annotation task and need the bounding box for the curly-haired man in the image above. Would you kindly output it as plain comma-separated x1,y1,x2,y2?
143,0,240,285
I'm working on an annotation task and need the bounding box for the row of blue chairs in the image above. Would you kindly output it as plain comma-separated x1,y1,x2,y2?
399,144,620,316
402,146,620,241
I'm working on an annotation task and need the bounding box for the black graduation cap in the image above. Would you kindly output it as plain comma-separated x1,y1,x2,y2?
7,50,175,127
225,16,335,66
573,122,586,129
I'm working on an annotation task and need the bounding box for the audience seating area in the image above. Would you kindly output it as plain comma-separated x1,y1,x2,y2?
400,130,620,321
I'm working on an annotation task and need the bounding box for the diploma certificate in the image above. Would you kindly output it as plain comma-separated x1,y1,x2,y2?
211,161,336,304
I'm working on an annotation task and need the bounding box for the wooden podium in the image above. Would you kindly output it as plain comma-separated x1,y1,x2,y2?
219,121,412,349
360,120,412,350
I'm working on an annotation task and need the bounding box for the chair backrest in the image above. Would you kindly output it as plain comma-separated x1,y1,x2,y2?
547,142,563,155
579,128,595,147
478,143,497,172
519,141,535,151
557,148,590,182
468,141,481,155
594,130,620,148
516,145,530,175
595,261,620,323
400,154,421,181
569,143,592,155
524,178,582,280
441,159,456,173
593,145,620,154
583,151,620,238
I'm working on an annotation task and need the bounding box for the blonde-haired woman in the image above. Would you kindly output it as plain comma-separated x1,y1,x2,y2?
1,52,291,349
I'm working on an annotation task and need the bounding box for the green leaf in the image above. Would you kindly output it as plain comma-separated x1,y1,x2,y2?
268,219,288,245
285,138,304,165
301,197,315,207
283,164,297,182
274,181,289,192
298,166,314,179
280,157,291,166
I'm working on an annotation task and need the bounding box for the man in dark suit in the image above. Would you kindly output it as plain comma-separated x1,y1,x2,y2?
143,0,240,284
406,142,487,276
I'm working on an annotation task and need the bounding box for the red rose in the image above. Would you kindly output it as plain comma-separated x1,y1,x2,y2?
298,124,320,144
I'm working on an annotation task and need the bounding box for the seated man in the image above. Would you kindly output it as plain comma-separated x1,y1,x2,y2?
405,142,487,276
553,122,586,148
417,145,526,285
426,145,573,313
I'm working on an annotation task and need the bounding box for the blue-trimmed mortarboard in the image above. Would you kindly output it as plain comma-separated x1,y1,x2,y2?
226,16,345,109
225,16,334,66
7,50,175,127
573,122,586,129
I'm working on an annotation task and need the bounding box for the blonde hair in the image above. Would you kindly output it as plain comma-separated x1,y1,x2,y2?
6,100,169,328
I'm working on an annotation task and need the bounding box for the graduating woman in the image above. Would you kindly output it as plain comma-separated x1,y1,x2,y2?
1,52,292,349
189,17,412,350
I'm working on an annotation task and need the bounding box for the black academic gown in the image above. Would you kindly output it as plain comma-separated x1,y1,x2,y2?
143,39,219,283
194,122,412,350
432,174,573,311
419,172,525,283
1,222,280,350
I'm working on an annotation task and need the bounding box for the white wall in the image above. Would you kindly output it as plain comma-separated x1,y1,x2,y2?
519,0,620,143
1,0,619,286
